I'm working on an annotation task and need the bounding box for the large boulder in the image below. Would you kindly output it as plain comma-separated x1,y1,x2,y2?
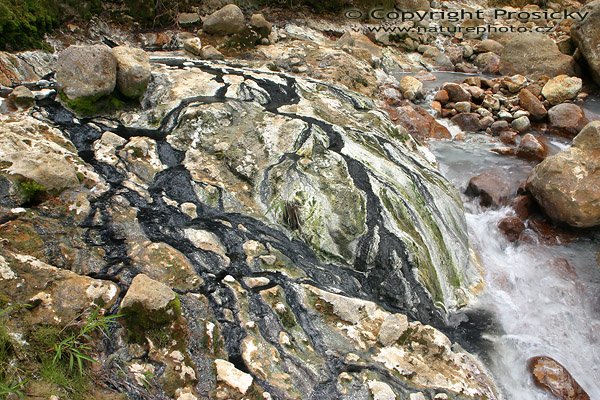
56,45,117,101
527,121,600,228
571,0,600,85
112,46,151,99
499,34,577,79
202,4,245,35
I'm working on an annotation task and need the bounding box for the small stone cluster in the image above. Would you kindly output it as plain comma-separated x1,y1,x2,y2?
433,73,586,161
180,5,273,59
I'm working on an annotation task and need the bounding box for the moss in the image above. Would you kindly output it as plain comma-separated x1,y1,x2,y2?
123,296,183,346
59,91,127,117
18,179,47,205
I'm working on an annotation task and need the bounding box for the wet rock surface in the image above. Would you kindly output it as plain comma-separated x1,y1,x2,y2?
0,54,497,399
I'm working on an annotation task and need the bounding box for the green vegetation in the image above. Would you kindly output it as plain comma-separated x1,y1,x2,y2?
0,0,100,51
18,179,47,205
59,91,125,117
0,305,120,399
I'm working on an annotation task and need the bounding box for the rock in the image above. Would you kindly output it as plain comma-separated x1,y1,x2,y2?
466,169,516,207
490,120,510,135
0,51,53,86
451,113,482,132
541,75,582,105
528,356,590,400
368,381,396,400
571,0,600,85
0,252,119,325
120,274,180,325
512,195,535,219
499,33,577,79
465,85,485,100
482,94,501,111
455,101,471,113
0,114,82,192
201,45,225,60
56,45,117,101
202,4,245,35
548,103,589,136
112,46,151,99
527,121,600,227
399,76,423,101
8,85,34,108
377,313,409,346
183,37,203,56
434,89,449,104
474,39,504,54
215,359,253,394
178,12,200,25
388,105,451,141
442,83,471,102
249,13,272,38
499,130,518,145
498,216,525,242
516,133,546,161
503,74,527,93
556,37,575,56
511,116,531,133
474,52,501,74
518,88,547,120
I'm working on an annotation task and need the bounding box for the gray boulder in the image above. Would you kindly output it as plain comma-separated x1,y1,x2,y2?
112,46,151,99
202,4,245,35
56,45,117,101
499,34,577,79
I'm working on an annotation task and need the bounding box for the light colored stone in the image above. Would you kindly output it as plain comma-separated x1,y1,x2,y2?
368,380,397,400
378,313,409,346
202,4,245,35
399,76,423,101
215,359,253,394
541,75,582,105
112,46,151,99
184,38,203,56
56,45,117,101
120,274,179,323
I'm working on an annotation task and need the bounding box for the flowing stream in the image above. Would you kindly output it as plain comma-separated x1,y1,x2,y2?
418,73,600,399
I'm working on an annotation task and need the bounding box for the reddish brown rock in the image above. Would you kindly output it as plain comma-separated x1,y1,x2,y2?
442,83,471,102
511,195,536,219
465,169,517,207
434,89,450,104
499,130,518,145
528,356,589,400
548,103,589,137
498,216,525,242
431,101,442,116
528,218,578,245
388,105,451,141
518,88,547,120
451,113,482,132
516,134,547,161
